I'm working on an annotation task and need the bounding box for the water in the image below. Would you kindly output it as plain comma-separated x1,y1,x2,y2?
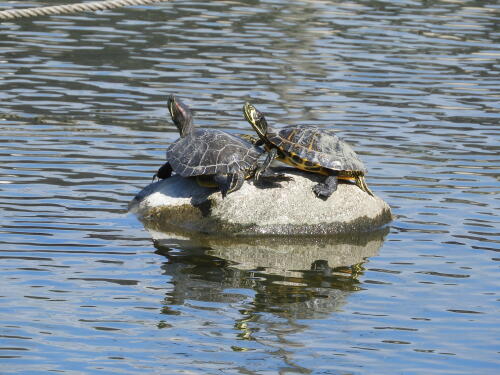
0,0,499,373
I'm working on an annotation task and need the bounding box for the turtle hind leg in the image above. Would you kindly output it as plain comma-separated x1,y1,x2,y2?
356,176,374,197
313,175,338,199
214,172,244,198
153,162,173,181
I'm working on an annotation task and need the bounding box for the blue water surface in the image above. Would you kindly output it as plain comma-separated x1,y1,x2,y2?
0,0,499,374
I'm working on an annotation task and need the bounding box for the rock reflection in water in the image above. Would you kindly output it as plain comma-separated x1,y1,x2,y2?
151,228,388,320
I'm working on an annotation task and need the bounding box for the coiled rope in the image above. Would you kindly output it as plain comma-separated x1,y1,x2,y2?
0,0,171,20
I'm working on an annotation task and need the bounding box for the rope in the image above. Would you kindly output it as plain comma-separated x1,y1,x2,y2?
0,0,171,20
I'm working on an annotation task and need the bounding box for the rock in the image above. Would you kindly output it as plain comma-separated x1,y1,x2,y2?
129,169,392,236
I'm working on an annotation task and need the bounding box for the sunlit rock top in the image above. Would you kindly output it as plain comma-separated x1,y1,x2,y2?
129,169,392,236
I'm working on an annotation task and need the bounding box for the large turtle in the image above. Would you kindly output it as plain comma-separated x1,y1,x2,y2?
243,102,373,199
155,96,277,197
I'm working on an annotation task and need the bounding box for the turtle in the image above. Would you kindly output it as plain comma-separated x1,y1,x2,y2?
155,95,280,197
242,102,374,199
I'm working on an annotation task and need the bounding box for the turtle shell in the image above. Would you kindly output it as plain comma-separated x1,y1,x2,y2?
167,129,263,177
269,125,367,173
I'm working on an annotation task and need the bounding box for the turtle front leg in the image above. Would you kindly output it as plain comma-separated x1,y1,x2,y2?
313,175,338,199
214,172,244,198
257,168,293,182
255,147,278,180
153,162,173,181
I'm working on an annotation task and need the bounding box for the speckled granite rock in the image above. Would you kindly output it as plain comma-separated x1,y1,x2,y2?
129,169,392,235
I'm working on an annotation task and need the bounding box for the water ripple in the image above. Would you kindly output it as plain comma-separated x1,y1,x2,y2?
0,0,499,374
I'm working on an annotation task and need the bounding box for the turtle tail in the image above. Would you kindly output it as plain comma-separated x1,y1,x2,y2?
355,175,374,197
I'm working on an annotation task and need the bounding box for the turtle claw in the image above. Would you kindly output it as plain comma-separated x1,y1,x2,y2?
257,168,293,182
313,183,333,199
273,173,293,182
253,170,293,189
313,175,337,199
220,188,229,199
254,170,262,181
215,173,244,198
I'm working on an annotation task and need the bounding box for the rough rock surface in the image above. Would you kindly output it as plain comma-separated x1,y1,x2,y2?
129,169,392,235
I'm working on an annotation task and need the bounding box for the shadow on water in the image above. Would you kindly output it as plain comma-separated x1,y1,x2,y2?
150,227,388,321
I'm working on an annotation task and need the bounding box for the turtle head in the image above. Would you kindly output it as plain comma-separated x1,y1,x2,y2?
243,102,269,141
168,95,194,137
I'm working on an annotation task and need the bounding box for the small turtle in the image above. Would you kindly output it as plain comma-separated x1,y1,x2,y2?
155,96,277,197
243,102,373,199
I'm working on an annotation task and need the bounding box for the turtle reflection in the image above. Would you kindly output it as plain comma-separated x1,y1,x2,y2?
151,229,387,322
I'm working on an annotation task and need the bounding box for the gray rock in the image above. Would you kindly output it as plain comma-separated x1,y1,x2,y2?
129,169,392,235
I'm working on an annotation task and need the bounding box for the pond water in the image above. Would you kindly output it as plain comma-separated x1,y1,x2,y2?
0,0,499,374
